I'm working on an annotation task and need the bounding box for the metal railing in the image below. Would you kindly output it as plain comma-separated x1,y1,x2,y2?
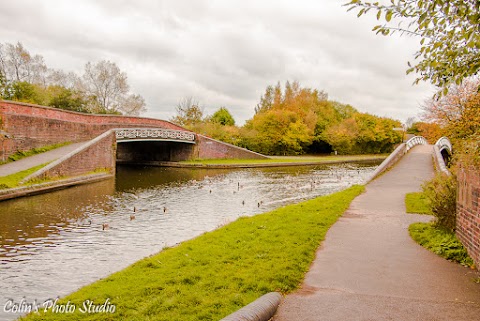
405,136,428,152
435,136,452,154
115,128,195,143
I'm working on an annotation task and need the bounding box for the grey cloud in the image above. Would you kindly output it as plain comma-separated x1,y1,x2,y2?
0,0,435,125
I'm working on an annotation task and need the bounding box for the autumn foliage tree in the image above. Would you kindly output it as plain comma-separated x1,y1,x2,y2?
323,112,402,154
421,77,480,165
407,121,443,144
423,78,480,142
242,81,402,155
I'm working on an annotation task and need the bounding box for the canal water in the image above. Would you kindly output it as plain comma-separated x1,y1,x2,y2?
0,161,379,320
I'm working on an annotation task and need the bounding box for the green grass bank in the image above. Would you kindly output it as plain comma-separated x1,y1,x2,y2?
405,192,431,215
0,164,47,189
405,192,474,268
21,185,365,321
181,154,386,166
409,223,474,268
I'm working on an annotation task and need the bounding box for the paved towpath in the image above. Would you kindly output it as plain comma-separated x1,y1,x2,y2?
0,142,86,177
274,145,480,321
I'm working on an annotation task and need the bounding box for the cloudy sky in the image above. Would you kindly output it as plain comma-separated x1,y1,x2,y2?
0,0,436,124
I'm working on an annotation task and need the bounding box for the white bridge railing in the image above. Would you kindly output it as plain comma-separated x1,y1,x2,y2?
433,136,452,176
115,128,195,143
405,136,428,152
435,136,452,154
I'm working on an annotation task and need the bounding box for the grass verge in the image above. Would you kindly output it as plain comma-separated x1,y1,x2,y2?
0,142,71,165
181,154,386,165
22,185,365,321
409,222,474,268
0,164,48,189
405,192,431,214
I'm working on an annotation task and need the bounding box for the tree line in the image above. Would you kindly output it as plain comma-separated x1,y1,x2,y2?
0,42,146,115
171,81,403,156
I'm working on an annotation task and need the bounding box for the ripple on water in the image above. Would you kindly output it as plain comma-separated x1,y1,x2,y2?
0,162,379,321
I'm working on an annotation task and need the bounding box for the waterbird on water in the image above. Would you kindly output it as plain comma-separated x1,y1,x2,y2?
163,206,167,213
130,215,136,221
102,223,109,230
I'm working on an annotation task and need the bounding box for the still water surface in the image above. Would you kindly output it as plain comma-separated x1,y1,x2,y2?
0,162,379,320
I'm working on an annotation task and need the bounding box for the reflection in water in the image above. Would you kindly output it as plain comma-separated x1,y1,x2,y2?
0,162,380,320
0,180,115,256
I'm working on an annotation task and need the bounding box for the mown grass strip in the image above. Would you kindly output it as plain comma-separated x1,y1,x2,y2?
181,154,386,165
405,192,431,214
0,142,71,165
22,185,365,321
0,163,48,189
409,222,474,268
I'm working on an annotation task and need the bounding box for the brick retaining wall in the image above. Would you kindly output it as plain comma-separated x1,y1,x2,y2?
195,134,267,160
0,100,267,162
0,100,189,160
23,130,116,182
456,166,480,268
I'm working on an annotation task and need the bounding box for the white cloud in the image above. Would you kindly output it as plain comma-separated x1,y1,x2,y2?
0,0,435,124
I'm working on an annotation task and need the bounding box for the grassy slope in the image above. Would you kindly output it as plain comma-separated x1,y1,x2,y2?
181,154,386,165
0,142,71,164
405,191,474,268
22,185,364,321
0,164,47,189
409,223,474,268
405,192,431,214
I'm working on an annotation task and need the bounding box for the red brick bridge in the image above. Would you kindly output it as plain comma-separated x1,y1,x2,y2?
0,100,265,180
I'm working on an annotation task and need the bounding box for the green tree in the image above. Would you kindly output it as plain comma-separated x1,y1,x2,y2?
346,0,480,94
5,81,39,103
48,86,88,112
211,107,235,126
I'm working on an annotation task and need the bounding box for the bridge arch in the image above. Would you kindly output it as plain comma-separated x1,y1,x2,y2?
405,136,428,152
435,136,452,154
115,128,197,163
434,136,453,168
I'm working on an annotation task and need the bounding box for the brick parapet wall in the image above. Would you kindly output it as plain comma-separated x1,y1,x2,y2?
456,166,480,269
23,130,116,182
0,100,190,160
195,134,268,160
0,100,267,162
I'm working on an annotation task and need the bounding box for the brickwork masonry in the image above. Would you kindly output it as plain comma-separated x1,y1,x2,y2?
0,100,188,160
21,130,116,183
456,166,480,269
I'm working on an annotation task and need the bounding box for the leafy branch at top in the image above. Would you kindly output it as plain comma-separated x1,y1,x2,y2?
345,0,480,95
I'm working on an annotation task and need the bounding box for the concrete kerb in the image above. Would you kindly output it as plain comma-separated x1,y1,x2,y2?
116,158,385,169
20,129,115,184
0,173,113,201
220,292,283,321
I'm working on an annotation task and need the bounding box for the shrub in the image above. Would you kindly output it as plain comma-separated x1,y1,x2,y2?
422,173,457,232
